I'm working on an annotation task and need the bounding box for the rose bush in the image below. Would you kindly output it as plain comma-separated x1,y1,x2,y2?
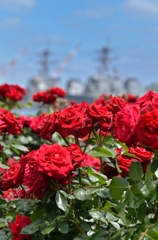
0,84,158,239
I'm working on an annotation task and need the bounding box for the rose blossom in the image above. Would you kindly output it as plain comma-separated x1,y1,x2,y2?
8,214,32,240
0,108,23,135
135,90,158,111
114,105,139,145
106,95,127,114
136,107,158,150
38,112,57,141
0,84,26,101
117,154,139,175
23,155,50,199
35,143,73,179
0,160,25,191
57,105,85,137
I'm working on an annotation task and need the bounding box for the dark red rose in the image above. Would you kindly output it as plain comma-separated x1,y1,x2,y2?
35,143,73,179
57,105,85,137
0,158,26,191
114,105,139,145
19,115,32,127
128,146,153,171
0,108,23,135
29,113,47,133
117,154,139,175
38,112,57,141
67,144,86,169
8,214,32,240
50,87,66,97
136,107,158,150
32,91,46,102
135,90,158,111
81,154,100,172
88,104,109,120
93,94,107,106
106,95,127,114
122,94,138,104
24,156,49,199
129,146,153,163
0,84,26,101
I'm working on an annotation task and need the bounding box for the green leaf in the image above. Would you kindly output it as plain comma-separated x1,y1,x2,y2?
87,166,107,184
88,147,115,158
109,177,129,199
55,191,68,212
31,204,46,221
57,221,69,234
21,219,43,234
125,186,144,208
40,221,56,235
110,221,120,230
90,230,109,240
74,188,87,201
145,164,153,180
10,144,29,153
129,162,143,181
137,203,146,222
74,233,89,240
0,218,6,228
151,150,158,173
147,227,158,239
113,139,129,151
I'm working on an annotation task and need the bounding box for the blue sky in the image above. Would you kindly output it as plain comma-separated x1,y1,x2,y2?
0,0,158,89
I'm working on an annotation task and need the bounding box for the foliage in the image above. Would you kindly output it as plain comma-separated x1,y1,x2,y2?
0,85,158,239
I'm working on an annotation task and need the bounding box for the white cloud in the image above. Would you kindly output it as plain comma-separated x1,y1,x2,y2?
0,18,21,28
124,0,158,17
0,0,36,12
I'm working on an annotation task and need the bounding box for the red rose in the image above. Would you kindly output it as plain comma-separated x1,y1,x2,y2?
94,94,107,106
129,146,153,163
0,159,25,191
8,214,32,240
0,108,23,135
32,91,46,102
57,105,85,137
88,103,109,119
0,84,26,101
122,94,138,104
50,87,66,97
29,113,47,133
117,154,139,175
106,95,127,114
135,90,158,111
114,105,139,145
23,151,50,199
136,107,158,150
1,189,25,202
38,112,57,141
81,154,100,172
67,144,85,169
35,143,73,179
